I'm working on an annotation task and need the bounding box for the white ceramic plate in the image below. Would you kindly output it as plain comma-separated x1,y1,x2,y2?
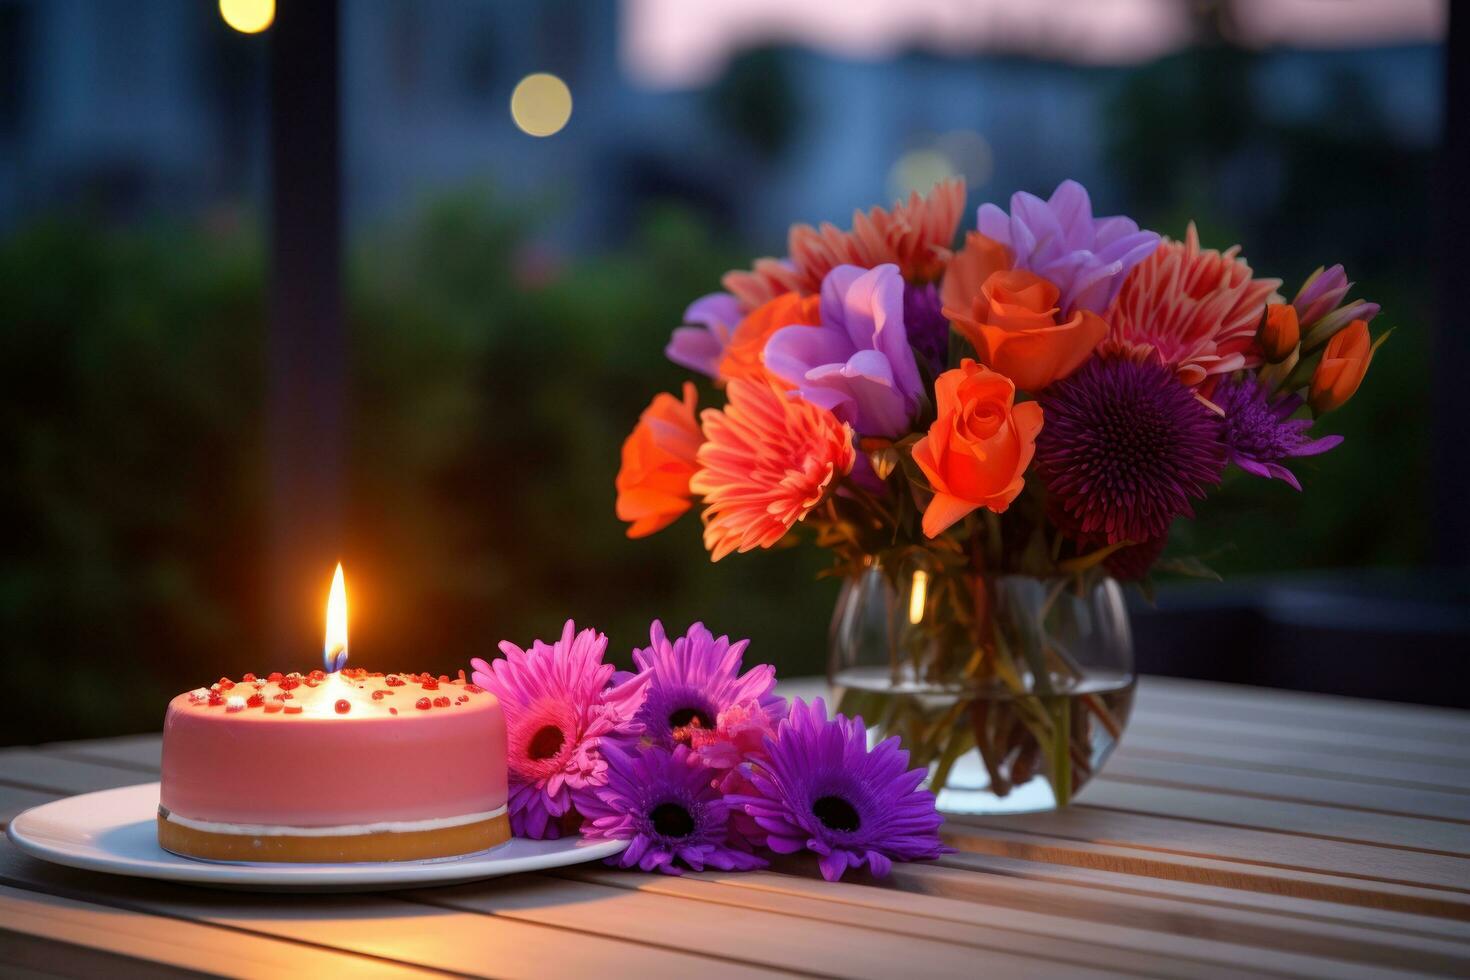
7,783,627,892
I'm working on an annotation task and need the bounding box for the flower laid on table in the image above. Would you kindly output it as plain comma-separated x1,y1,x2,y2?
474,621,947,879
469,620,648,839
624,620,785,749
613,176,1388,811
579,742,768,874
729,699,948,882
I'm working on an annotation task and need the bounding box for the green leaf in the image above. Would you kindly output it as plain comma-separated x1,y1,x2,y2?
1152,556,1223,581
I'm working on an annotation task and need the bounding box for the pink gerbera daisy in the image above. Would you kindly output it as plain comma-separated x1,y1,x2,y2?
470,620,648,839
1105,222,1281,389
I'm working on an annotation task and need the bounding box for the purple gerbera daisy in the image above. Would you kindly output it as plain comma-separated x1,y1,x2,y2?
628,621,786,748
1035,356,1226,545
1213,375,1343,491
580,742,767,875
729,699,947,882
470,620,648,839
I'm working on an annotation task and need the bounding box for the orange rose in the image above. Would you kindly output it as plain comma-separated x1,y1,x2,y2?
940,231,1011,315
718,292,822,384
615,383,703,537
1310,319,1375,414
1258,303,1300,363
912,360,1044,537
944,269,1107,392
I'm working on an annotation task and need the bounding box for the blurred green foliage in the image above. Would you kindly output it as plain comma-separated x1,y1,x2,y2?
0,196,838,743
0,46,1438,742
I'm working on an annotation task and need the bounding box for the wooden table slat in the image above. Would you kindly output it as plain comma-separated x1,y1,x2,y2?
0,884,439,978
1,676,1468,978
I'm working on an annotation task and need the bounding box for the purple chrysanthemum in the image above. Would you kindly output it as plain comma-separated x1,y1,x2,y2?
470,620,648,839
1214,375,1343,491
627,621,786,748
665,292,742,378
729,699,947,882
904,280,949,371
977,179,1159,315
580,742,767,875
1035,357,1225,545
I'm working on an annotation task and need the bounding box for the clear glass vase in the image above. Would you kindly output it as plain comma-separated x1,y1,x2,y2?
828,557,1136,814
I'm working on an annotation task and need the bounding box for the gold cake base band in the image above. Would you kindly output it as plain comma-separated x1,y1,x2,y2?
157,810,511,863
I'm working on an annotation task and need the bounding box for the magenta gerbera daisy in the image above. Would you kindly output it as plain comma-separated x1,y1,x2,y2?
470,620,648,839
579,742,767,875
729,699,947,882
1213,375,1343,491
628,621,786,748
1035,356,1226,545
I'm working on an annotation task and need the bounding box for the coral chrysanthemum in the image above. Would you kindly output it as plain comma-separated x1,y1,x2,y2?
627,620,785,749
469,621,648,839
1105,223,1281,388
690,377,855,561
722,178,966,310
1214,375,1343,491
729,699,947,882
580,742,767,875
1035,357,1225,545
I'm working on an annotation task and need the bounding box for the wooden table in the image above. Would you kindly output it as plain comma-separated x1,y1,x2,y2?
1,676,1467,978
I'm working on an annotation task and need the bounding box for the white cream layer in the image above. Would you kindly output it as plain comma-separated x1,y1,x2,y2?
159,804,507,837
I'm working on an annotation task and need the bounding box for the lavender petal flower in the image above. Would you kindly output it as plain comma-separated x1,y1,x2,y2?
665,292,742,378
977,179,1159,314
763,263,923,438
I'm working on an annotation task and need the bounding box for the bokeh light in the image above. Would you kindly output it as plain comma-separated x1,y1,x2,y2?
218,0,274,35
886,149,955,200
510,74,573,137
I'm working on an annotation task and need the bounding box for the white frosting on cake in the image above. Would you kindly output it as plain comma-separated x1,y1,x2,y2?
159,804,507,837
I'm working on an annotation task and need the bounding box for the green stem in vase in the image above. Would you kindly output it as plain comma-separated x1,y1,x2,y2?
1047,693,1073,807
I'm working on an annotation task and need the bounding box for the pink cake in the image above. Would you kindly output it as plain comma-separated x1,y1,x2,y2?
159,668,509,862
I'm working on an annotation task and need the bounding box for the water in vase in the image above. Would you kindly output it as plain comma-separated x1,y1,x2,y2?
833,665,1136,814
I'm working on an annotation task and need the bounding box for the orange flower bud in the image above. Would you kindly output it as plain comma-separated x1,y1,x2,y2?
615,383,703,537
1309,319,1373,414
1258,303,1299,363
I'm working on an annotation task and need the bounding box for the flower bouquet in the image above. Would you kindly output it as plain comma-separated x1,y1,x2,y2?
615,178,1385,812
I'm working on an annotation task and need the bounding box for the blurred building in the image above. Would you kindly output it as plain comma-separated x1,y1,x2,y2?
0,0,1444,249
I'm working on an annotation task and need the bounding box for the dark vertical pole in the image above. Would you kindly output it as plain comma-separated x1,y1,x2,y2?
267,0,343,657
1435,8,1469,567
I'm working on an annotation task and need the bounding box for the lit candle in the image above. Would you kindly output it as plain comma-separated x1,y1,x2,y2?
158,562,511,862
324,562,348,674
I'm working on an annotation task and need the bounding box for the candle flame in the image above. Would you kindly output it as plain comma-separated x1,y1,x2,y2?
324,563,348,673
